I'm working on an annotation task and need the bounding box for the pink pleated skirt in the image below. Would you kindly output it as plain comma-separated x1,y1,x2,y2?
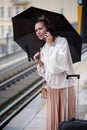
46,86,76,130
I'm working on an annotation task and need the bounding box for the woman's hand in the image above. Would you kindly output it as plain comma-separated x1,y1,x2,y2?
33,52,44,67
44,32,54,46
33,52,40,62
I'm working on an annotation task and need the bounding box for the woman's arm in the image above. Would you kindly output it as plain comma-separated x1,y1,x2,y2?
33,52,45,77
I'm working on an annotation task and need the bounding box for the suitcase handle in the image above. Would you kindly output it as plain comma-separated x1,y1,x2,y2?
66,74,80,120
66,74,80,79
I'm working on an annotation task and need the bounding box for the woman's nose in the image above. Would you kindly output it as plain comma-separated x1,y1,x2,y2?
37,30,40,34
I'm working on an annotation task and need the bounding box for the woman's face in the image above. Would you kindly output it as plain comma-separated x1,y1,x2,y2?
35,22,47,40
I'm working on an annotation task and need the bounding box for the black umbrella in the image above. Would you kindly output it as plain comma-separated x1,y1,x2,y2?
12,6,82,63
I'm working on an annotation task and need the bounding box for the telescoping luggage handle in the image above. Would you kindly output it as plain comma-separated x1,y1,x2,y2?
66,74,80,79
66,74,80,121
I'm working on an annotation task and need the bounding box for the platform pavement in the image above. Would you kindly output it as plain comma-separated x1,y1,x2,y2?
2,94,46,130
23,105,87,130
23,102,46,130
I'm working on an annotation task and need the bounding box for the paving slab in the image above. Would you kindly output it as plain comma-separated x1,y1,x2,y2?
24,106,46,130
79,89,87,104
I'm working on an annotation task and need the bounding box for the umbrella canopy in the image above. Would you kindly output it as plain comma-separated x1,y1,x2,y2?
12,6,82,63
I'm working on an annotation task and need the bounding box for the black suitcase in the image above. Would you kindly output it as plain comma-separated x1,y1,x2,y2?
58,74,87,130
59,118,87,130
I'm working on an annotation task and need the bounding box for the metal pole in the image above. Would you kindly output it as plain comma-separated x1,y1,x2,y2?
6,33,9,55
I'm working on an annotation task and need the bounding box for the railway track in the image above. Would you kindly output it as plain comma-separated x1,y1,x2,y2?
0,61,45,128
0,78,44,128
0,60,35,83
0,64,37,90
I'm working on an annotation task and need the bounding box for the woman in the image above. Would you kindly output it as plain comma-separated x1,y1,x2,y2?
34,16,76,130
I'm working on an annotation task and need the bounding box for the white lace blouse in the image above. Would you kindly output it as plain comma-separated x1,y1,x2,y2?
37,36,75,89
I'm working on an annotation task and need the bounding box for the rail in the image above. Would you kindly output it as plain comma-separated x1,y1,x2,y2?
0,64,37,90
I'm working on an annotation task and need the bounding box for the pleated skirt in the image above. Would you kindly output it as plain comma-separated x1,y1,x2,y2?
46,86,76,130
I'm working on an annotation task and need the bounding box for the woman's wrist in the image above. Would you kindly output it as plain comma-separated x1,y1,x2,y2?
37,59,44,67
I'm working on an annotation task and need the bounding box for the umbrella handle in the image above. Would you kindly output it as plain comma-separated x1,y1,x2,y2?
25,45,31,61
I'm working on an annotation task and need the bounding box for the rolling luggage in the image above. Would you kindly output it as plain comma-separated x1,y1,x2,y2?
58,74,87,130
